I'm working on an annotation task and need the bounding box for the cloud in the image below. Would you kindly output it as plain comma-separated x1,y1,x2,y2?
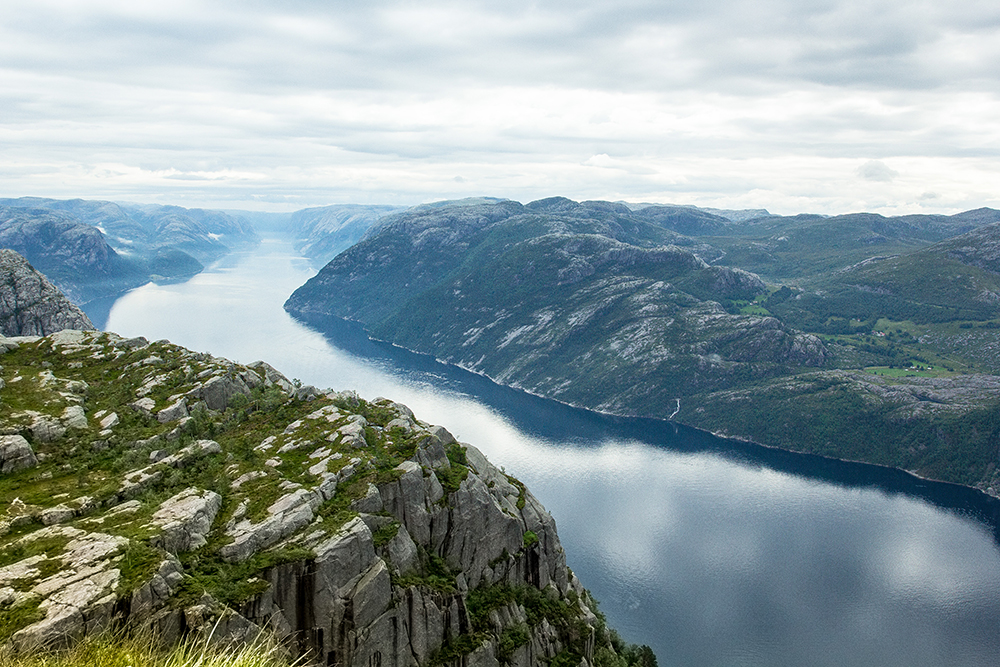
857,160,899,182
0,1,999,214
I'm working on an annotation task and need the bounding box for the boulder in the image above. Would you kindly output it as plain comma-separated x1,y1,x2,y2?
156,398,189,424
247,361,295,393
150,488,223,554
130,397,156,417
98,413,119,430
32,416,66,443
191,374,251,411
61,406,88,430
0,434,38,473
338,415,368,448
41,504,76,526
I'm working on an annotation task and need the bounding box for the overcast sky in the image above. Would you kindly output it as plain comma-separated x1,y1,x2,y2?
2,0,998,215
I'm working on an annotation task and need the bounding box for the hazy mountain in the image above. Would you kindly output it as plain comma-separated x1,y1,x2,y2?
285,197,825,409
0,206,147,303
0,198,264,306
288,204,404,266
0,197,260,273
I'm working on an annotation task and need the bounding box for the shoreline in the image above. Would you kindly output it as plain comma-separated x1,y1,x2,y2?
287,308,1000,511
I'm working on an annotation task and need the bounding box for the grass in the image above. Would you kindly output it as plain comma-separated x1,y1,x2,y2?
0,629,293,667
0,600,44,646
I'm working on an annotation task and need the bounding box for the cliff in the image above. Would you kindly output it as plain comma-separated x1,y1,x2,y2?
0,250,95,337
0,331,648,667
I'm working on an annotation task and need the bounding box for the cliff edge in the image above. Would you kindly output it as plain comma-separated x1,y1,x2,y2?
0,331,650,667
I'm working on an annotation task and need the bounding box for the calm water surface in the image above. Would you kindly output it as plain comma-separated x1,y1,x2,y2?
99,238,1000,667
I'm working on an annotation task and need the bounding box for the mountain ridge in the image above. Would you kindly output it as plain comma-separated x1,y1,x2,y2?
284,197,1000,493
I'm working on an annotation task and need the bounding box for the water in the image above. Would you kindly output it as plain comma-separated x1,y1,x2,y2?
100,237,1000,667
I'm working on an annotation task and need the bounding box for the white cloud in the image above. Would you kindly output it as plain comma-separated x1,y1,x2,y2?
0,1,999,214
857,160,899,182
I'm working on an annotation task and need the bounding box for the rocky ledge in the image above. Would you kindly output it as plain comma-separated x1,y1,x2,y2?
0,330,648,667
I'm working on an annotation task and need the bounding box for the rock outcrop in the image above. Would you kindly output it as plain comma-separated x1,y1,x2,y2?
0,250,96,336
0,331,641,666
0,435,37,474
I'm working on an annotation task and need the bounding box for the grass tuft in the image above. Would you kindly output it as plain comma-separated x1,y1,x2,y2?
0,630,293,667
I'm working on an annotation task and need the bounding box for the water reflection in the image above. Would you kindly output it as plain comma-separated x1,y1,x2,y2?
104,237,1000,667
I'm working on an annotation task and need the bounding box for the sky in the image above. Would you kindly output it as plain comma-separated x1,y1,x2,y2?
1,0,999,216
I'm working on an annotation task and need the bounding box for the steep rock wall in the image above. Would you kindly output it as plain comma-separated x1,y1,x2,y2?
0,331,633,667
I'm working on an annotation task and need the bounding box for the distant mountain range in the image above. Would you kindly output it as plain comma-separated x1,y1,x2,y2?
0,198,260,303
285,197,1000,493
288,204,405,267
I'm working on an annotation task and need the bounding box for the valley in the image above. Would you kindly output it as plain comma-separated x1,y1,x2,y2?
6,195,1000,665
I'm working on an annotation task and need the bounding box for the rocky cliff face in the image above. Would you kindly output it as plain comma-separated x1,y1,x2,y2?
0,331,642,666
0,250,95,336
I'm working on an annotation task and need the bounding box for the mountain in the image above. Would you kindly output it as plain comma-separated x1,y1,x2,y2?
0,207,148,303
288,204,404,267
285,198,825,408
683,369,1000,489
0,198,260,269
117,202,260,264
706,209,1000,280
764,223,1000,331
283,197,1000,492
0,329,652,666
0,250,95,336
625,203,771,224
0,199,263,308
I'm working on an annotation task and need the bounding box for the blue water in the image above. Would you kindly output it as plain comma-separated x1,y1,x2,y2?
98,238,1000,667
